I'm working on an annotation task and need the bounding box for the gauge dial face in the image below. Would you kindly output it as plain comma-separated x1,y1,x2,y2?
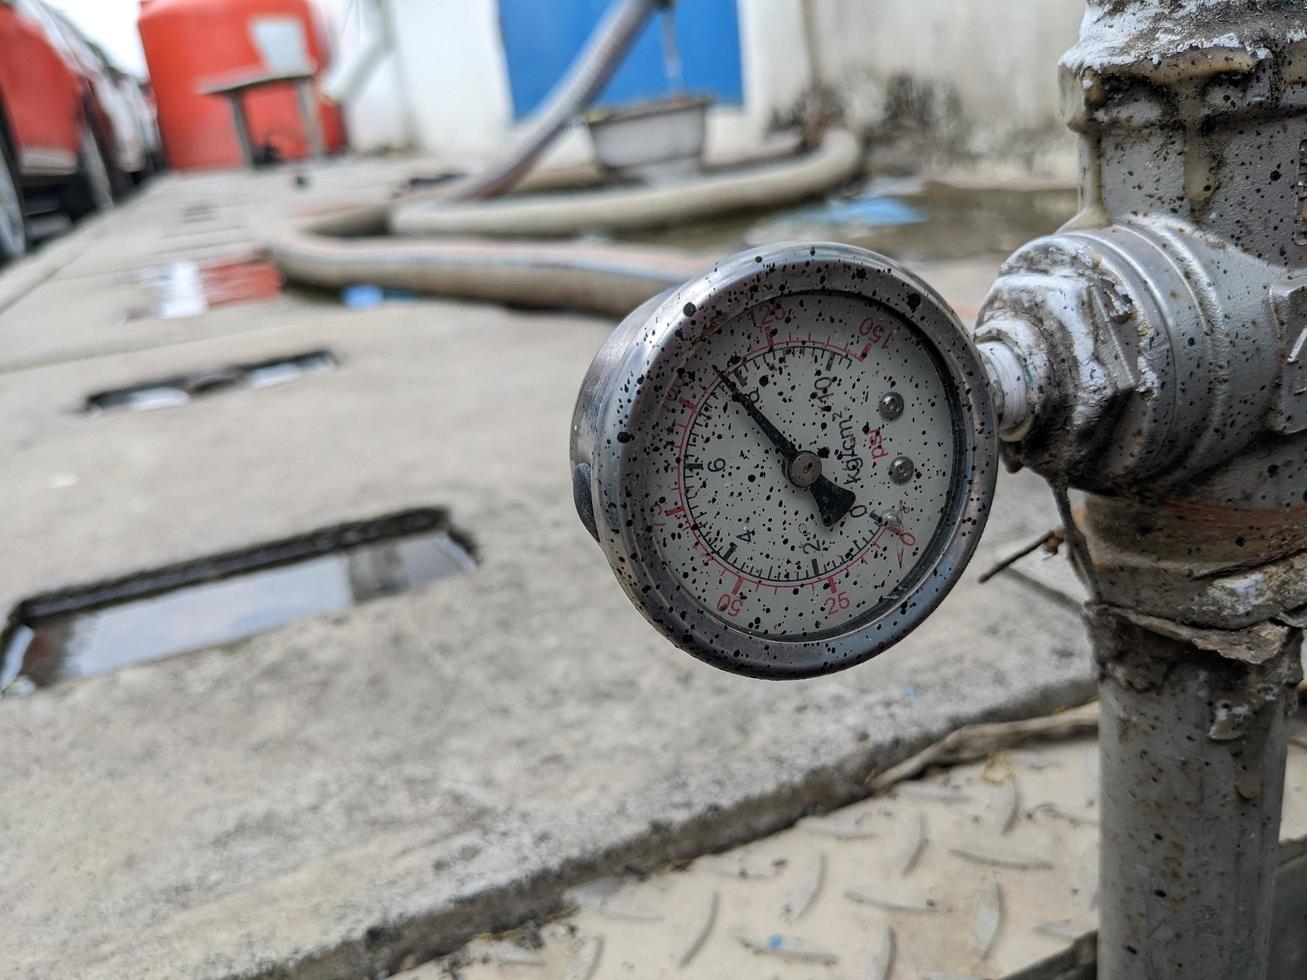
641,292,957,640
573,244,997,678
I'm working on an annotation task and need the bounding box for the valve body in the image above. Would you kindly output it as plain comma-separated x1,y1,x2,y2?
978,0,1307,625
975,4,1307,976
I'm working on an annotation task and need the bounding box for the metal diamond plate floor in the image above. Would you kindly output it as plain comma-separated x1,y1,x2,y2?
402,712,1307,980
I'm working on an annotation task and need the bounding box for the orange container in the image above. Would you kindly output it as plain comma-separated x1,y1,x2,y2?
138,0,345,170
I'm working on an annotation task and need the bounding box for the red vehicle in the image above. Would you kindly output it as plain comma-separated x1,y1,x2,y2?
0,0,122,263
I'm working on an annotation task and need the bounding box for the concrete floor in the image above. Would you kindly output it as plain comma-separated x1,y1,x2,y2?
0,159,1094,979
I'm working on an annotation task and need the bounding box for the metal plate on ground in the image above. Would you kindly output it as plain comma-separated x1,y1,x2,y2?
404,714,1307,979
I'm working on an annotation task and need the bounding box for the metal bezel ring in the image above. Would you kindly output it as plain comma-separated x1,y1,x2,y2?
571,242,999,679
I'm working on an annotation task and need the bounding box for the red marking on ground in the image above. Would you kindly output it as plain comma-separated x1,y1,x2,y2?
199,255,283,307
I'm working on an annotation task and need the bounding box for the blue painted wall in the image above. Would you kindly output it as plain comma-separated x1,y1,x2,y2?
498,0,744,120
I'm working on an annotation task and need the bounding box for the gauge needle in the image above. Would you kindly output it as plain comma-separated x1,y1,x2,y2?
714,368,857,526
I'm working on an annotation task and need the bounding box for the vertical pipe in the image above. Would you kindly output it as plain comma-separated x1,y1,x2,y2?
226,94,255,168
379,0,420,149
451,0,665,201
799,0,827,100
1092,607,1303,979
296,79,326,159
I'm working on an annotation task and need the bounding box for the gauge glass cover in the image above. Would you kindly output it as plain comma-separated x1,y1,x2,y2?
571,243,998,678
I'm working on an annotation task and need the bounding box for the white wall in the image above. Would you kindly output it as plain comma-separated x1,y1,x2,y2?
808,0,1085,151
318,0,1088,165
316,0,513,156
315,0,405,150
732,0,812,143
49,0,1087,164
387,0,514,157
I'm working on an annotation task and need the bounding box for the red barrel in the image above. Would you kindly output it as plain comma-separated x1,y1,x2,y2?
138,0,345,170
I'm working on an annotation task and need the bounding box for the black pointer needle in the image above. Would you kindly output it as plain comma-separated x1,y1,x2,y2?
713,368,858,527
810,477,858,528
713,367,800,457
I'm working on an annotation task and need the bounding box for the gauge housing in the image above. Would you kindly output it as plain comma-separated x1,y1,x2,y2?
571,243,998,679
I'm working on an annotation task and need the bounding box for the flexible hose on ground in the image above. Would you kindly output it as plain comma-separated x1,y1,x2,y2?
269,129,861,316
391,129,862,238
269,0,863,316
271,236,708,318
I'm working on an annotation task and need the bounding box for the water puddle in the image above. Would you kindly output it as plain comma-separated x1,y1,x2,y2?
0,509,474,695
127,254,284,320
624,178,1078,262
82,349,338,415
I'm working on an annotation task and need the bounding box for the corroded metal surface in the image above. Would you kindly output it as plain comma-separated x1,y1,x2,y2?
1092,606,1303,979
974,0,1307,623
971,3,1307,973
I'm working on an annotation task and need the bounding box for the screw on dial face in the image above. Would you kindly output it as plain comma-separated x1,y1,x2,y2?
572,243,998,678
890,455,916,484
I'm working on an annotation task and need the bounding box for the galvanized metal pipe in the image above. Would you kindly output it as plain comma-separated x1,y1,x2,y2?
974,6,1307,972
451,0,668,201
1092,608,1303,979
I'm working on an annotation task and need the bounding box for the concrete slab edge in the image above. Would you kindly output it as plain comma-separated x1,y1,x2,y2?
245,677,1097,980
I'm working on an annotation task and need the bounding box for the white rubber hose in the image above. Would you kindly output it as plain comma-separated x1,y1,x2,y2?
269,0,863,317
270,234,709,317
391,129,862,238
269,129,861,316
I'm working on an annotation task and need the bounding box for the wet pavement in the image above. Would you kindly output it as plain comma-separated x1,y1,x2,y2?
623,178,1077,265
0,158,1099,979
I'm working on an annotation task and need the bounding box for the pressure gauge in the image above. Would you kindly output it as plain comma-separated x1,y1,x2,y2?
571,243,998,679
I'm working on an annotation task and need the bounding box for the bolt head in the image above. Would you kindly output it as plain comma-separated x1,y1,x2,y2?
879,392,905,420
787,451,822,489
889,456,915,484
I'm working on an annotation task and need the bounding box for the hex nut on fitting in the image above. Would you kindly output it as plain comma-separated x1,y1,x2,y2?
974,326,1045,442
